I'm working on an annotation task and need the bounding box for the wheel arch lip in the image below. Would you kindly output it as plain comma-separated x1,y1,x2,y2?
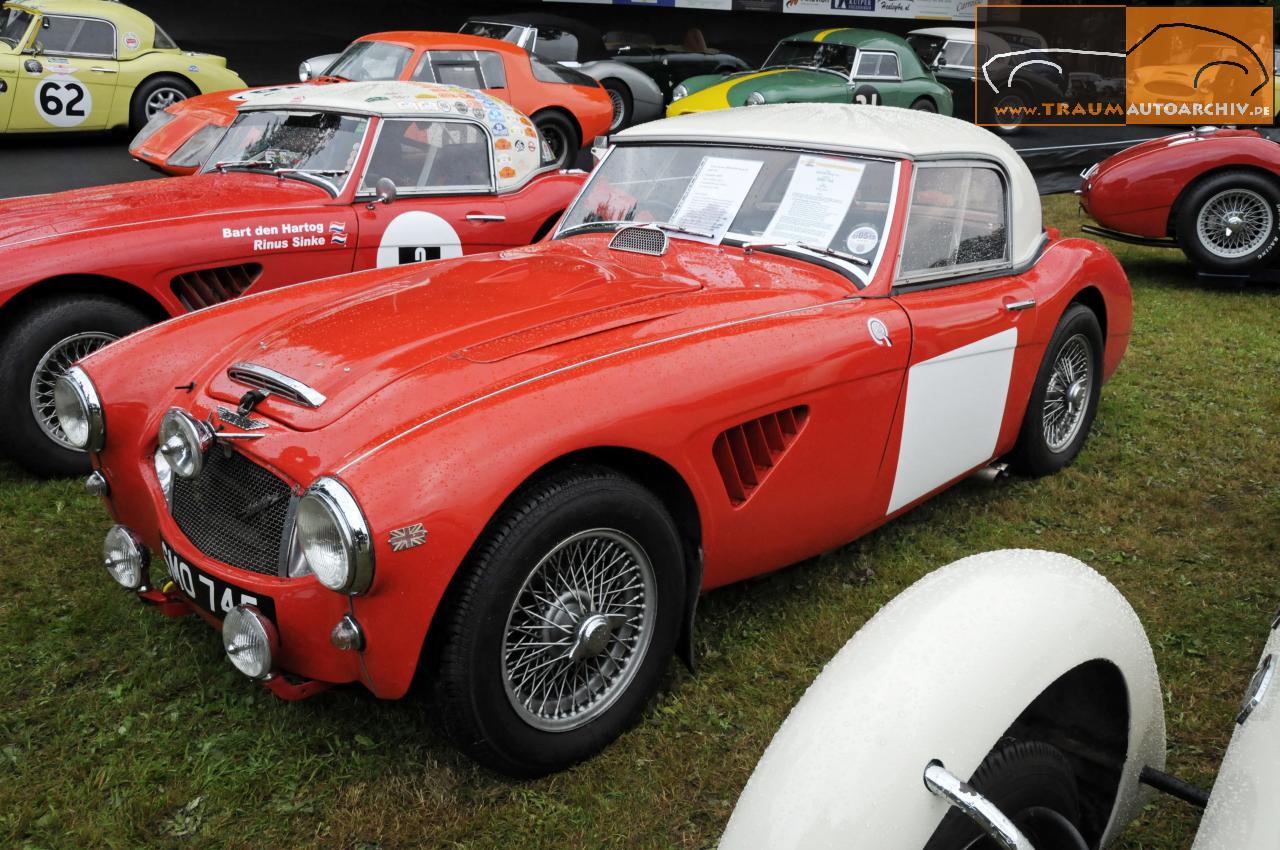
720,549,1165,850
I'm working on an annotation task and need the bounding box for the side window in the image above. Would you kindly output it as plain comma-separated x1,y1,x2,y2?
899,166,1008,278
534,27,579,63
414,51,506,88
37,15,78,53
856,51,900,79
477,52,506,88
74,19,114,57
361,119,493,194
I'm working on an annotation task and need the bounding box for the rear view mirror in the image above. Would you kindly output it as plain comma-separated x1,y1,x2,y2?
375,177,397,205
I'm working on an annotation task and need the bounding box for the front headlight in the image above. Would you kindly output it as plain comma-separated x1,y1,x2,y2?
53,366,104,451
167,124,224,169
745,91,766,106
295,477,374,594
158,408,213,479
129,108,175,149
103,525,148,590
298,59,314,82
671,84,687,102
154,446,173,500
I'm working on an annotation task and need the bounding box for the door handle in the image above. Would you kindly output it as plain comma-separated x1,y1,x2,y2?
466,214,506,222
90,66,118,74
1004,298,1036,312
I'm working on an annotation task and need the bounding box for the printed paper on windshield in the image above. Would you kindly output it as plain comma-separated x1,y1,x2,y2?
763,156,865,250
669,156,764,243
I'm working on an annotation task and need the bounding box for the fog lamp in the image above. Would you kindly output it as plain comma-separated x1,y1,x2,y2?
103,525,148,590
222,605,279,680
158,408,213,478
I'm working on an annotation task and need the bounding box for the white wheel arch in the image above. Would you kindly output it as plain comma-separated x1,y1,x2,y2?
720,549,1165,850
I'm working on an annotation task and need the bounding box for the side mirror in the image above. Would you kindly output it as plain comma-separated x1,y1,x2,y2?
23,40,43,57
375,177,397,205
934,56,947,69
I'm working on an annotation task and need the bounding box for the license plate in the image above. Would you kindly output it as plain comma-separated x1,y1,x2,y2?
161,542,277,622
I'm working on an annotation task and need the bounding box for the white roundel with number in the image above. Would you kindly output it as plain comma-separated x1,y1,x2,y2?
376,211,463,269
35,74,92,127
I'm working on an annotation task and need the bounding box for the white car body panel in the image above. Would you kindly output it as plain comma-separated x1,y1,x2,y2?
719,550,1165,850
1191,624,1280,850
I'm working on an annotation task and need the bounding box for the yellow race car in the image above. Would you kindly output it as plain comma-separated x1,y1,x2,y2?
0,0,245,132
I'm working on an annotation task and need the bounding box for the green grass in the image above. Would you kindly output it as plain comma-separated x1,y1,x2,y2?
2,193,1278,849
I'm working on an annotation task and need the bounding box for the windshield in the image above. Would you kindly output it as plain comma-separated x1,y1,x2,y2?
557,144,898,285
200,110,369,193
0,8,32,47
325,40,412,81
763,40,857,75
460,21,522,44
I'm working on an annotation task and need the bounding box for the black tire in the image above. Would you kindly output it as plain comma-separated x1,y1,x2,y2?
130,74,198,131
601,79,633,132
925,741,1084,850
910,97,938,113
533,111,580,170
435,465,684,777
0,296,150,477
991,90,1027,136
1009,303,1104,477
1175,170,1280,273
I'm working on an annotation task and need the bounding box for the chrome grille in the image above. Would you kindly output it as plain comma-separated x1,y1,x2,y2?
171,448,293,576
608,225,668,256
171,263,262,311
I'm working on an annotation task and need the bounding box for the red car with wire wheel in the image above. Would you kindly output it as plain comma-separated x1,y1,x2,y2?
1079,126,1280,274
128,31,613,173
0,81,586,477
63,105,1131,777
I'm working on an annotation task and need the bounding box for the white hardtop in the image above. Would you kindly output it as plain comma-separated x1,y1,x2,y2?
238,80,525,124
617,104,1043,267
909,26,976,44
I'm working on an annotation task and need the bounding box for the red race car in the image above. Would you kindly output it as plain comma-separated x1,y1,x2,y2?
64,105,1131,777
0,81,586,476
1079,127,1280,273
128,31,613,172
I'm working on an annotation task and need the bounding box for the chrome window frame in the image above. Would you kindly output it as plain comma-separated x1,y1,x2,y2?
35,13,117,60
852,50,902,82
894,158,1013,287
354,115,497,198
551,140,903,288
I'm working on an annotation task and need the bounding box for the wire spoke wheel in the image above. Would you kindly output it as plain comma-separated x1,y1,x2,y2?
606,88,627,131
29,331,117,448
1196,187,1273,258
540,126,567,163
145,87,185,117
503,528,657,732
1041,333,1092,453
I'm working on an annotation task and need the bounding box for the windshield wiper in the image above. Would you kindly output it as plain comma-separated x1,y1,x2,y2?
214,158,274,172
739,239,869,266
651,221,716,239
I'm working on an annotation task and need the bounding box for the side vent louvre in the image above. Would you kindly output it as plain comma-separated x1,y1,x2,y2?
712,405,810,505
171,263,263,311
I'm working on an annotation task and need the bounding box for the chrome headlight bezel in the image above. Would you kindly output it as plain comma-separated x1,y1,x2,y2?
158,407,213,479
671,84,688,102
54,366,105,451
295,476,374,595
745,91,766,106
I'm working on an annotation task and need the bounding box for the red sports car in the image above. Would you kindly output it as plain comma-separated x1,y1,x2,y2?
1079,127,1280,273
0,81,586,476
128,31,613,172
63,105,1132,777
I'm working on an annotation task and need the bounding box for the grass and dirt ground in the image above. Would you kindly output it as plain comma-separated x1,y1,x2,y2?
1,194,1277,849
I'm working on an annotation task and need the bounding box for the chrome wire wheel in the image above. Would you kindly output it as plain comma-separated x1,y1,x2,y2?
606,88,627,131
29,331,117,448
1042,333,1093,453
540,125,567,165
1196,187,1273,258
144,86,186,117
502,528,657,732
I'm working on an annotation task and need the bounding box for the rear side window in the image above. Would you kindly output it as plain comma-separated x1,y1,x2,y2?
855,51,900,80
530,56,595,87
532,27,579,63
153,24,177,50
361,119,493,194
413,50,507,89
899,165,1008,278
38,15,114,56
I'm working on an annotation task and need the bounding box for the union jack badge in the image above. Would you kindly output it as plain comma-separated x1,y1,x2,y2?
389,523,427,552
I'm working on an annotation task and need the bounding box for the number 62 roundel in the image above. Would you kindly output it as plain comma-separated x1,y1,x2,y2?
35,75,92,128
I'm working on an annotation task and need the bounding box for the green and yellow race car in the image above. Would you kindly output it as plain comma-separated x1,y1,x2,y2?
668,28,952,117
0,0,244,133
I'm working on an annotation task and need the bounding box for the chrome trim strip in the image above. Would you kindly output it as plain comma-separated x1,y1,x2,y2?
923,762,1036,850
338,297,861,473
228,362,327,408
